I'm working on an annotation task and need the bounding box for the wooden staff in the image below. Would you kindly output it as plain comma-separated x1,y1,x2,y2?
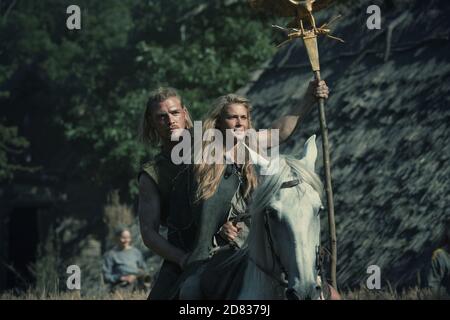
249,0,343,290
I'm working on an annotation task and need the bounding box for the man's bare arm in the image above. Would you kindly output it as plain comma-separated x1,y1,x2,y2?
138,174,188,268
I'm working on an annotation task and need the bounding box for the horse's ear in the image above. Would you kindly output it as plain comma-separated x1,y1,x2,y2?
243,142,269,166
242,142,279,176
299,135,318,172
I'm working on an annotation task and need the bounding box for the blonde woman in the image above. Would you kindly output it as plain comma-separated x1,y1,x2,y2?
176,81,329,299
197,79,328,249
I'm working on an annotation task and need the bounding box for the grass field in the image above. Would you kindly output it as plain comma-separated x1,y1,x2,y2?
0,287,447,300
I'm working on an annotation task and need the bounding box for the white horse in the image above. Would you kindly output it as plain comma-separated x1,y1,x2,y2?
236,134,325,300
180,135,325,300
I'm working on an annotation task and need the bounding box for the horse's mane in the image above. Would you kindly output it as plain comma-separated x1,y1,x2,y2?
251,156,323,215
220,155,324,267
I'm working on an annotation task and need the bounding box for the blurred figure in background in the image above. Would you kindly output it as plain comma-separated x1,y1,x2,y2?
102,227,150,293
427,219,450,298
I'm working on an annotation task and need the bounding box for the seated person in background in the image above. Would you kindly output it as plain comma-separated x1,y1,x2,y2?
427,219,450,298
102,227,149,293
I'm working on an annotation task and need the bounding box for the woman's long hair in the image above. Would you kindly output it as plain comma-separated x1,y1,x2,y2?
194,94,258,201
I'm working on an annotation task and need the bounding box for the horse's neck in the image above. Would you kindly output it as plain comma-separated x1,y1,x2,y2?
237,216,285,299
238,260,285,300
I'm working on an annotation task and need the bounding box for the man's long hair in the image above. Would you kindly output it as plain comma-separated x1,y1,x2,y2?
140,87,193,146
194,94,258,201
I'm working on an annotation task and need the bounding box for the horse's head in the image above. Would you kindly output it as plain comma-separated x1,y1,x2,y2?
248,135,324,300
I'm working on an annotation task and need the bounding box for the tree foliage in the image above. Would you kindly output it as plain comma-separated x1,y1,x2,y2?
0,0,276,197
0,122,32,181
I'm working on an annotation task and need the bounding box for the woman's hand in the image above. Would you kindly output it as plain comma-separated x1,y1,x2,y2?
304,80,329,108
313,80,329,99
218,221,242,242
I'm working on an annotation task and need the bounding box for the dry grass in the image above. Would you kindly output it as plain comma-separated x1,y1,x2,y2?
341,286,445,300
0,289,149,300
1,287,447,300
103,190,135,244
103,191,134,227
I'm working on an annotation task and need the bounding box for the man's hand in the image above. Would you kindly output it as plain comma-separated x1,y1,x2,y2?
218,221,242,243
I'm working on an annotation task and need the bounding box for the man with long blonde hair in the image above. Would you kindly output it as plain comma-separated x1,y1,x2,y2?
138,87,194,299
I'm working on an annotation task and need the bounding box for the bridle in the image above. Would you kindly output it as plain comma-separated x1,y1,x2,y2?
248,178,324,292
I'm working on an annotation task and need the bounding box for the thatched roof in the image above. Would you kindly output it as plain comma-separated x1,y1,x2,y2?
240,0,450,289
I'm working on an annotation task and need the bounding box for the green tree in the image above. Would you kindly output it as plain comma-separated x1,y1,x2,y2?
0,0,276,198
0,122,31,181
